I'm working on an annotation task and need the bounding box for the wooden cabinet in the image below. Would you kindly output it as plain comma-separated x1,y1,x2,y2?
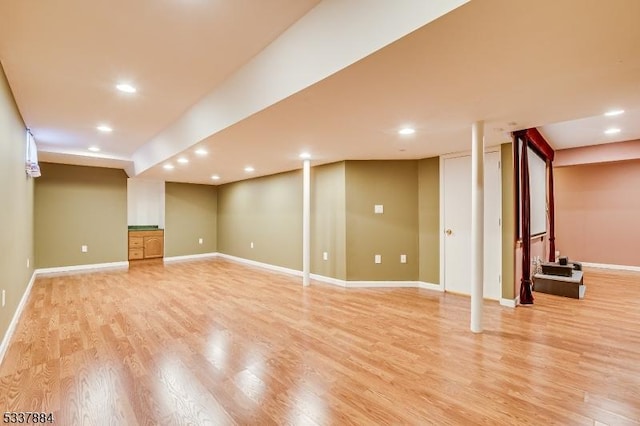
128,230,164,261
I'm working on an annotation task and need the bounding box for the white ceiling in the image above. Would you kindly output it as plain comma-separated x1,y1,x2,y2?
2,0,640,184
539,108,640,150
0,0,322,157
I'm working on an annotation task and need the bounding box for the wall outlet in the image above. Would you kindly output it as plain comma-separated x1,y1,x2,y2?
198,238,203,244
374,254,382,264
374,204,384,214
400,254,407,264
323,252,328,261
1,290,5,307
250,242,254,249
81,245,88,253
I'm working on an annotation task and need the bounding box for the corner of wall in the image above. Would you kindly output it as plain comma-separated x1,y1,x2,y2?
35,163,128,268
344,160,419,281
501,142,516,300
0,62,35,352
418,157,440,284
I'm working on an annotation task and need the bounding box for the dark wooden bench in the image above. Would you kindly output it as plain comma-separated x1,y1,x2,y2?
533,270,585,299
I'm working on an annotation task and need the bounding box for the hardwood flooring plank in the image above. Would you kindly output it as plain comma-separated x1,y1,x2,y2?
1,262,640,424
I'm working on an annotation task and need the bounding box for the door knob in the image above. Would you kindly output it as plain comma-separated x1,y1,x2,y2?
445,229,452,235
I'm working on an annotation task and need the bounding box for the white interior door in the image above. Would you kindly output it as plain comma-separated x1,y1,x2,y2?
442,151,501,299
483,152,501,300
443,155,472,295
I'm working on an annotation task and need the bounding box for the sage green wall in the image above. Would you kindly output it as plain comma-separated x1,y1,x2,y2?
501,143,516,299
311,162,346,280
217,170,302,270
345,161,419,281
418,157,440,284
0,63,34,347
35,163,128,268
165,182,217,257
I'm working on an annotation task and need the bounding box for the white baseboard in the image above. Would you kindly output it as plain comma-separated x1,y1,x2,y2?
419,282,444,292
346,281,442,289
0,271,37,365
580,262,640,272
345,281,441,290
216,253,444,291
309,273,347,287
216,253,303,277
35,261,129,276
164,252,218,263
500,298,517,308
346,280,421,289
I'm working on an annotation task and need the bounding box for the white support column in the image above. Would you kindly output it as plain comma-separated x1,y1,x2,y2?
302,159,311,286
471,121,484,333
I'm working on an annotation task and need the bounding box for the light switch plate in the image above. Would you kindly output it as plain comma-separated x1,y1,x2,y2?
400,254,407,264
81,245,88,253
374,204,384,214
323,252,328,261
374,254,382,264
198,238,203,244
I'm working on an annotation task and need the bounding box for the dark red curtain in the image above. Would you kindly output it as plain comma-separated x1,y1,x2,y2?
513,128,555,305
519,137,534,304
547,161,556,262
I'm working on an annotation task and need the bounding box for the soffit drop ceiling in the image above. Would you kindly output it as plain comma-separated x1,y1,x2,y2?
141,0,640,184
2,0,640,185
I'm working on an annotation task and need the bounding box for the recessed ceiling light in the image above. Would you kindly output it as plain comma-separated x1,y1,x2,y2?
163,164,174,170
195,149,208,156
398,127,415,135
604,109,624,117
97,125,112,133
604,128,621,135
244,166,255,172
177,157,189,164
88,146,100,152
116,83,137,93
299,152,311,159
211,175,220,180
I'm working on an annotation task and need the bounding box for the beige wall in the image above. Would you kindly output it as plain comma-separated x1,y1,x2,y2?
35,163,128,268
0,63,34,346
311,162,346,280
501,143,516,299
345,161,419,281
165,182,217,257
217,170,302,270
418,157,439,284
554,159,640,266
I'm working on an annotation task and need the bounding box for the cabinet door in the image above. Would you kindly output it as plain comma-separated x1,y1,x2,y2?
144,236,164,258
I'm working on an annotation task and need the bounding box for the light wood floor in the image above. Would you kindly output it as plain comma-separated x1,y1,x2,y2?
1,259,639,425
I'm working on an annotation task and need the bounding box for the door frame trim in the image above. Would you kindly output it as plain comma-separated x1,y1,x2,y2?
439,147,502,296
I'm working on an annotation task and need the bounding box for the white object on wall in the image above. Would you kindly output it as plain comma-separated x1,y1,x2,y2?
25,130,41,178
127,178,165,227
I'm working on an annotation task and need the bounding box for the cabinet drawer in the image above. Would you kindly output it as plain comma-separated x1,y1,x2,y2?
129,248,144,260
129,237,144,248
